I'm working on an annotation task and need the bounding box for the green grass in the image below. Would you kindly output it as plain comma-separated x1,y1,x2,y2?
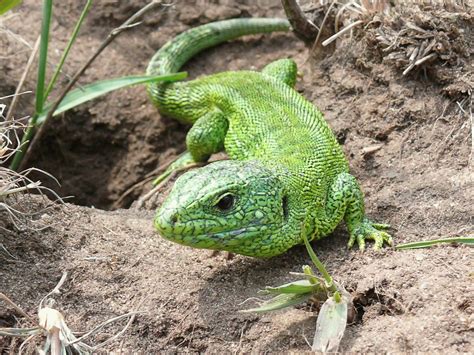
36,73,187,125
9,0,53,171
396,237,473,250
9,0,185,171
43,0,92,100
0,0,21,15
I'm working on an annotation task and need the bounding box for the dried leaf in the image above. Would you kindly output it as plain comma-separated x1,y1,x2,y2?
312,295,349,352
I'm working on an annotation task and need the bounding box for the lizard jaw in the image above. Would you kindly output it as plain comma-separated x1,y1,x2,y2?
155,218,280,257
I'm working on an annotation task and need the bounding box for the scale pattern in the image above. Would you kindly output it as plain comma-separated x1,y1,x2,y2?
150,18,392,257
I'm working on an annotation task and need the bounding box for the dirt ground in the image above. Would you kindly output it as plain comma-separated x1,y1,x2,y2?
1,0,473,353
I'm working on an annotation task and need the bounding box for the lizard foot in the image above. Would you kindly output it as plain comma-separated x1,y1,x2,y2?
152,151,196,186
347,218,392,251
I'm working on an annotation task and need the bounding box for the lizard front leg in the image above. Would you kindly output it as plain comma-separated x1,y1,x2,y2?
186,108,228,162
153,109,228,185
323,172,393,250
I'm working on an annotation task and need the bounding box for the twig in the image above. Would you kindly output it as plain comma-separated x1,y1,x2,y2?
0,293,35,323
466,93,473,164
322,20,364,47
0,243,17,260
0,92,31,101
5,36,40,122
0,181,41,197
91,312,140,350
18,333,40,355
430,99,452,140
414,52,437,66
335,2,358,33
114,175,157,208
68,311,144,346
19,0,164,171
310,0,337,53
115,149,220,208
39,272,68,312
402,46,420,76
113,155,178,208
281,0,318,41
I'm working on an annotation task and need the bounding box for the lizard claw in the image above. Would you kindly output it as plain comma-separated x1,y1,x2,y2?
348,218,393,251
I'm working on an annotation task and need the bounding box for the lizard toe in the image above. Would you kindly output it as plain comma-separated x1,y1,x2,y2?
356,234,366,251
369,230,393,250
347,234,356,249
372,223,391,230
349,219,393,251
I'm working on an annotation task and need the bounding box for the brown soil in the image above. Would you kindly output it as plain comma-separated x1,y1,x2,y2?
1,0,473,353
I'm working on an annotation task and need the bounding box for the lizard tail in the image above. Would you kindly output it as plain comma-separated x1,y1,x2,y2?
147,18,290,117
147,18,290,76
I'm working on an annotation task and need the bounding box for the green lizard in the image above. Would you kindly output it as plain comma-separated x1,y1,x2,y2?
149,18,392,257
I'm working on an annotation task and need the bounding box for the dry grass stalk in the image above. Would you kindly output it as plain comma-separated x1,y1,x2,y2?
470,94,473,164
1,95,64,234
307,0,470,79
322,19,363,46
0,273,144,354
135,162,204,209
5,36,40,122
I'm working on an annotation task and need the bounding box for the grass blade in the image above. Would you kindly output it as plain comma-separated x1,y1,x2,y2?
35,0,52,115
36,72,187,125
0,0,21,15
44,0,93,100
396,237,474,250
262,279,322,295
241,293,311,313
0,327,42,337
302,232,337,293
9,0,52,171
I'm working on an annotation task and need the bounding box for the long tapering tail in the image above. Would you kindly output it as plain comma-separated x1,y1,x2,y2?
147,18,290,75
147,18,290,99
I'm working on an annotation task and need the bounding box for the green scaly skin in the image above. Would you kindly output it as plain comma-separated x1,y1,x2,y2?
149,18,392,258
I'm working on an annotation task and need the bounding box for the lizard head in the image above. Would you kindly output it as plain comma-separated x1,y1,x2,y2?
154,160,288,257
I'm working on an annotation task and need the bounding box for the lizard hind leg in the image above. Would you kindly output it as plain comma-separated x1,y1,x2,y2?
261,58,298,87
325,172,393,250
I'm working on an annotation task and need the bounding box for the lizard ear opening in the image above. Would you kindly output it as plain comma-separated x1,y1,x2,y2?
282,195,289,220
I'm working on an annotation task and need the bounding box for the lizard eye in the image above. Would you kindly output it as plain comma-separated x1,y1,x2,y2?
215,193,235,212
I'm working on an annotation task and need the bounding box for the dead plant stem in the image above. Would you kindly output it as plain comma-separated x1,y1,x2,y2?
5,36,40,122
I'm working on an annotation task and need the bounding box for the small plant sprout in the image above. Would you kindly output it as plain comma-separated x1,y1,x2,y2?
242,230,353,352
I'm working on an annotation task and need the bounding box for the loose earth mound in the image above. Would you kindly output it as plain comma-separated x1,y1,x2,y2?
1,1,472,352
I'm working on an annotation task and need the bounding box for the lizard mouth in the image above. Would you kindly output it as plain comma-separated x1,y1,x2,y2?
157,222,278,250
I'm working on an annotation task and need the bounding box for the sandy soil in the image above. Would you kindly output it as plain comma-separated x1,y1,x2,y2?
1,0,473,353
